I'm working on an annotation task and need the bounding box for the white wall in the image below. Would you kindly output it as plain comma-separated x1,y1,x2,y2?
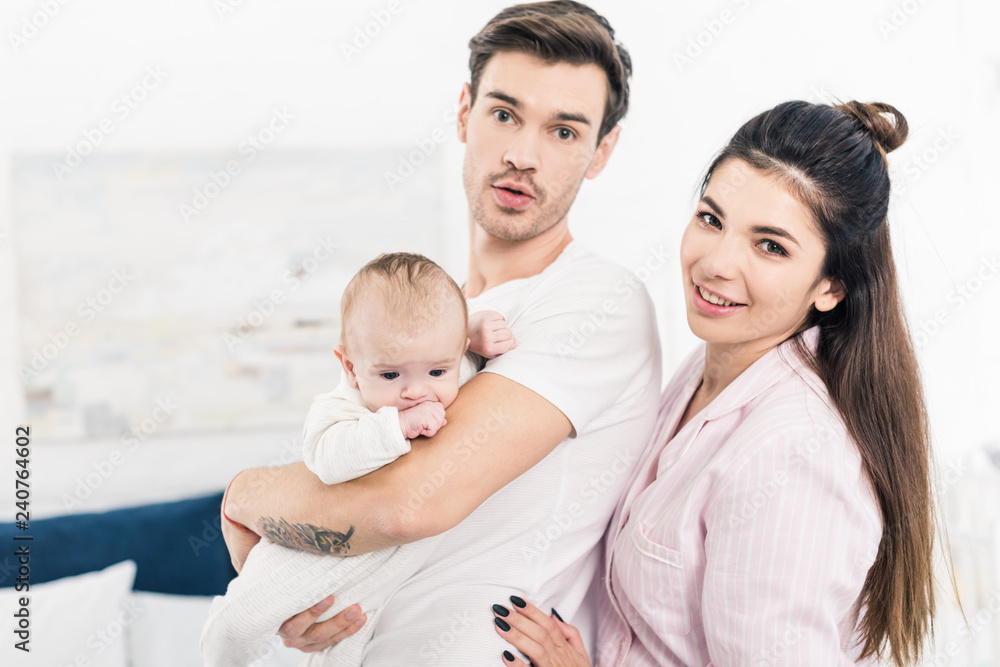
1,0,998,659
3,0,998,455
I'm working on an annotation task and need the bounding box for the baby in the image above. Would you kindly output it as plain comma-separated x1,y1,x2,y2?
201,252,514,667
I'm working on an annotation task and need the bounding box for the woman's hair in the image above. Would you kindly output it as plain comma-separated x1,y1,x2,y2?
467,0,632,143
702,100,935,665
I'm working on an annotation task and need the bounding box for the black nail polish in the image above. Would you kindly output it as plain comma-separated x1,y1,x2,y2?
503,650,515,662
495,617,511,631
510,595,526,608
551,607,565,622
492,603,510,617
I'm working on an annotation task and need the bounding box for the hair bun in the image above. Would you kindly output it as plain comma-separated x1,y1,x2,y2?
835,101,908,154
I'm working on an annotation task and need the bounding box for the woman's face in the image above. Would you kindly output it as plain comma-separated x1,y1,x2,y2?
679,158,843,351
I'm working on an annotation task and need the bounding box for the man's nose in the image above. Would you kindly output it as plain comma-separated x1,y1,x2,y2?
502,129,540,172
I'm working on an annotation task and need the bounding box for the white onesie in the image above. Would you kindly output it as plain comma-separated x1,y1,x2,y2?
200,356,478,667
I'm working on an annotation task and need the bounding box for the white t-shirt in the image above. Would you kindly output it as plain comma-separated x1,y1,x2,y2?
362,241,663,665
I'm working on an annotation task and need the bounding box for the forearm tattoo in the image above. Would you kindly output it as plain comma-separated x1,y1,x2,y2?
257,516,355,555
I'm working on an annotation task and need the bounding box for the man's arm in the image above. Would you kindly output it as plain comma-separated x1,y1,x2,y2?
225,371,572,557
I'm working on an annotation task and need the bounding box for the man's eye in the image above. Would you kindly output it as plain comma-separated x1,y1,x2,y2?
429,369,445,377
494,109,513,123
555,128,575,141
380,372,399,380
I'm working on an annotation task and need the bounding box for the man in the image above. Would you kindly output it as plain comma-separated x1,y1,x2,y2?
223,2,662,663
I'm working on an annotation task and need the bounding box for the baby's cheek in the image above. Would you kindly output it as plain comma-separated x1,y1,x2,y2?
442,379,462,408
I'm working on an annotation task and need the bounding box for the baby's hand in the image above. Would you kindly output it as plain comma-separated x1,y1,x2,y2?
468,310,516,359
398,401,447,439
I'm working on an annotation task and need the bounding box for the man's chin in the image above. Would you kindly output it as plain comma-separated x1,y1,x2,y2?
476,215,555,244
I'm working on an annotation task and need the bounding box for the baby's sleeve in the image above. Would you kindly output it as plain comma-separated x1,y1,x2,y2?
301,376,410,485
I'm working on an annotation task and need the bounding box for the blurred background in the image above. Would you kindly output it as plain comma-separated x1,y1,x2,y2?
1,0,998,665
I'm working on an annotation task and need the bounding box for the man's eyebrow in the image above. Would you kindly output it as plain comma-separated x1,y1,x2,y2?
485,91,520,107
484,90,591,126
554,110,591,126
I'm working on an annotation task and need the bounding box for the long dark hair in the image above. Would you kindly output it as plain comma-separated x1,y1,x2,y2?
703,100,935,665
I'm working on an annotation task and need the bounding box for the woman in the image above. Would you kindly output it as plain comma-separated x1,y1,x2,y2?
492,100,937,665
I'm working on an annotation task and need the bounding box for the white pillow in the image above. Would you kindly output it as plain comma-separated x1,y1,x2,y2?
129,592,303,667
0,560,136,667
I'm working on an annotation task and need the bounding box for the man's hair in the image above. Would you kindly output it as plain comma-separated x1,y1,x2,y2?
468,0,632,143
340,252,467,353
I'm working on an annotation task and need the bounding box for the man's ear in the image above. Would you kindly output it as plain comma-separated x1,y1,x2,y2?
814,277,846,312
585,124,621,180
457,83,472,144
333,344,359,388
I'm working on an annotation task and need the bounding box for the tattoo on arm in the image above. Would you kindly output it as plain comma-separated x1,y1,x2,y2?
257,516,355,555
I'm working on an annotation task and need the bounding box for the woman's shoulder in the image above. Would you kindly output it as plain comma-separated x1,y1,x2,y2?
728,360,879,512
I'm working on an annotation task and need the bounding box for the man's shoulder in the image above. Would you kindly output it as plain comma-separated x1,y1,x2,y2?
532,242,653,306
544,242,638,282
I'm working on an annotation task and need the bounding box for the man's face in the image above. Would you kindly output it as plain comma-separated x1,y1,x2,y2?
458,51,619,242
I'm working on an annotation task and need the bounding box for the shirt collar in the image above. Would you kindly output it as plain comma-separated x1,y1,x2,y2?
697,325,821,422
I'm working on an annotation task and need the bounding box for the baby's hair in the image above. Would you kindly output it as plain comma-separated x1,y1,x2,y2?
340,252,468,353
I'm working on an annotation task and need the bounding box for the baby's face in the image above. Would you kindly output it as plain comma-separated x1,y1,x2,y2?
345,313,467,413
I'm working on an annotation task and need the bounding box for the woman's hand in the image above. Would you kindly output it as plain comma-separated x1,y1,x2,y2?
277,595,368,652
492,596,591,667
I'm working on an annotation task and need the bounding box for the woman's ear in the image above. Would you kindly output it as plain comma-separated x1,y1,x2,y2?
333,344,359,388
814,277,846,312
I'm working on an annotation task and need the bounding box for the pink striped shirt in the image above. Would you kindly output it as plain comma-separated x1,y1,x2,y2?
596,327,882,666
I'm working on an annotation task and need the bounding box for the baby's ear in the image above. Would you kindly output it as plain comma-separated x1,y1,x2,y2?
334,344,359,388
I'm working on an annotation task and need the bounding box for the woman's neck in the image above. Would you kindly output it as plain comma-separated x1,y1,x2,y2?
699,337,779,401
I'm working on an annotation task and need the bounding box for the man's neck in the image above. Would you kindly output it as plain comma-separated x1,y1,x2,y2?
464,221,573,298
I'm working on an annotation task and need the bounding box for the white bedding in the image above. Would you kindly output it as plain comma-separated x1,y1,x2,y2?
131,592,303,667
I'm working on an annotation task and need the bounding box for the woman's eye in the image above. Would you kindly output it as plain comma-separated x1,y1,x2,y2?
380,372,399,380
757,239,787,256
429,369,445,377
698,211,721,229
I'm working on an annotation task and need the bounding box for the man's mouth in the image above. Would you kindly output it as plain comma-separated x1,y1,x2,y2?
493,180,536,199
492,183,535,210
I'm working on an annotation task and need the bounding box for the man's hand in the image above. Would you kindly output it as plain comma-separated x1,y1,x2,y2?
221,513,260,573
277,595,368,653
469,310,516,359
398,401,447,439
221,473,261,572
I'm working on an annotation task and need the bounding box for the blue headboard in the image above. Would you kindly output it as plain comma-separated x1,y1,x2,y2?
0,492,237,595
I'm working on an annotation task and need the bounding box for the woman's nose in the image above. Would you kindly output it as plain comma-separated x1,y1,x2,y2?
700,237,741,280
